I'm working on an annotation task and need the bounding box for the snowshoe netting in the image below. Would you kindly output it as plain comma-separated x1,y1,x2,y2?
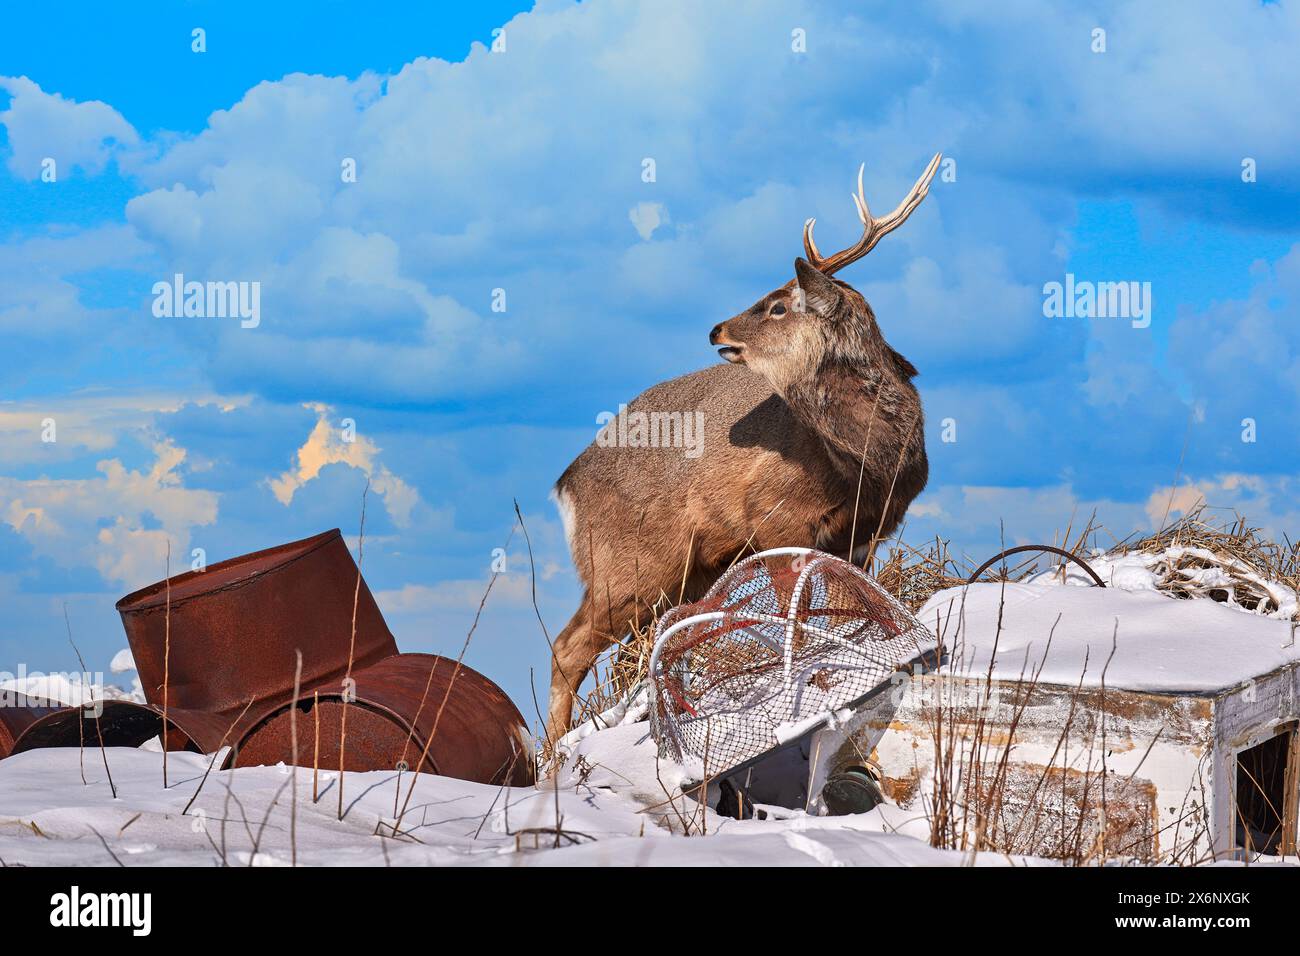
649,550,930,772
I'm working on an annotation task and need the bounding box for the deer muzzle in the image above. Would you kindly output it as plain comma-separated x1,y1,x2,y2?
709,323,745,363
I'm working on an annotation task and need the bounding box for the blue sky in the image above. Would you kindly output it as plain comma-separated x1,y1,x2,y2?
1,1,1297,717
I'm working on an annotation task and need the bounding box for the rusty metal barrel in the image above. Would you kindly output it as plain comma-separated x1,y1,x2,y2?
10,528,395,756
5,529,536,786
113,527,400,752
233,653,534,786
0,692,59,760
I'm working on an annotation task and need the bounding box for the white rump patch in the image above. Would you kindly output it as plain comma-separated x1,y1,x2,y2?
551,485,577,557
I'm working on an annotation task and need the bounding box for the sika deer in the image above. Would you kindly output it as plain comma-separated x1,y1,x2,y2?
547,154,941,740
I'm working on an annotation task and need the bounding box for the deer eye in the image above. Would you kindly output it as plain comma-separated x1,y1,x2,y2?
769,302,788,318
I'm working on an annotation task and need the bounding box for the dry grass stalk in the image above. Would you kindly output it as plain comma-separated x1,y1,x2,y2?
919,590,1221,864
869,505,1296,625
846,393,882,562
163,539,171,789
1156,408,1197,534
1120,504,1299,620
394,524,516,797
62,603,87,787
62,603,116,799
922,586,1115,864
181,696,255,816
289,649,302,867
578,609,659,725
338,478,370,821
89,826,125,867
874,536,967,611
865,411,922,572
87,716,118,801
388,516,518,835
312,690,321,803
516,498,603,758
248,770,294,866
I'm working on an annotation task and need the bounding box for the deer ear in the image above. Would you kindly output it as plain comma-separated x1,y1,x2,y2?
793,258,842,316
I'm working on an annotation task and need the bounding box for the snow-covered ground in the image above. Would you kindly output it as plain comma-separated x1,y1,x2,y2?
0,721,1041,867
919,578,1299,692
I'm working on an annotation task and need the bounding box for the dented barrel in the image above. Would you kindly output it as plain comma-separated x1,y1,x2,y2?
234,653,534,786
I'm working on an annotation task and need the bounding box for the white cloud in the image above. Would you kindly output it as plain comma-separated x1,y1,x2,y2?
377,575,535,614
14,0,1291,411
269,404,419,527
905,472,1300,565
1170,244,1300,413
0,440,218,589
0,391,249,470
907,482,1149,553
0,76,138,178
863,250,1047,372
1,0,1297,616
1143,474,1300,540
0,226,156,390
628,202,668,240
376,552,568,615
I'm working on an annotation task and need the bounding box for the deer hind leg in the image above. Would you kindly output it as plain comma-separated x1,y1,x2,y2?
545,590,643,744
546,603,594,745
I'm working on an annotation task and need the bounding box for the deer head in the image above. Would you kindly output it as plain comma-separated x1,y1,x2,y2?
709,154,940,396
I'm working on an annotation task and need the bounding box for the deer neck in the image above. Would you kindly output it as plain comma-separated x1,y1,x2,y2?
781,357,917,479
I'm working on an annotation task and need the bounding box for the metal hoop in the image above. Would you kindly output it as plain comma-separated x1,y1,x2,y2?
965,544,1105,588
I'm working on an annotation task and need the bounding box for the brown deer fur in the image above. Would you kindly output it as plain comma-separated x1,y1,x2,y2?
546,160,938,740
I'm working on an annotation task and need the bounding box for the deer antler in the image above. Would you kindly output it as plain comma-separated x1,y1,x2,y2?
802,152,942,276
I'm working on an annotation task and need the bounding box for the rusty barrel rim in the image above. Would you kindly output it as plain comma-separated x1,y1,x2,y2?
233,653,535,786
0,693,61,758
116,528,343,613
112,527,399,730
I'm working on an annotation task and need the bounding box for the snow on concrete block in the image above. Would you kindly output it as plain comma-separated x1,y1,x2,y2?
802,582,1300,863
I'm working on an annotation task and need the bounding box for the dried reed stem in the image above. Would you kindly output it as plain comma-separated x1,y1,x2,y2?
62,603,86,787
163,539,171,789
290,649,302,867
847,391,882,562
181,696,255,816
63,603,115,798
390,517,516,833
338,478,369,821
312,690,320,803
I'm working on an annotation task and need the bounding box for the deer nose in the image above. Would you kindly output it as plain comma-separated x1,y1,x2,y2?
709,324,724,345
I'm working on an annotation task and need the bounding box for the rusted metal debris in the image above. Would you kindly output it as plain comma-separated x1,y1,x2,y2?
3,530,534,786
0,692,59,761
234,653,533,787
965,544,1106,587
